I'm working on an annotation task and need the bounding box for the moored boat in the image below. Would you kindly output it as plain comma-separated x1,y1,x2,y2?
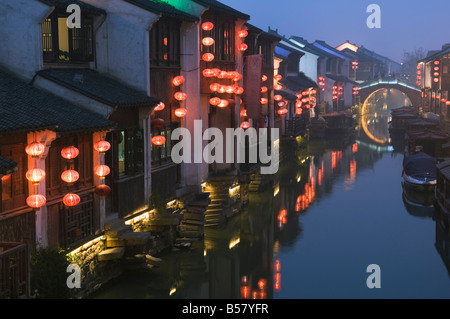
402,152,437,192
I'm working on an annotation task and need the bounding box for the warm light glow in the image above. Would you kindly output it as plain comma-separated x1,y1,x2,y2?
274,84,282,91
235,87,244,95
352,143,358,153
202,53,214,62
210,83,221,92
201,22,214,31
274,95,282,101
260,98,268,105
229,237,240,249
25,141,45,157
274,74,282,81
174,108,187,118
217,71,228,79
202,69,215,77
217,99,229,108
25,168,46,184
151,135,166,146
277,101,286,107
26,194,46,209
63,193,80,207
154,102,165,111
202,37,215,46
61,169,79,184
262,75,267,82
94,140,111,153
240,121,251,129
240,109,247,117
209,97,221,106
172,75,185,86
169,288,177,296
277,108,288,115
95,184,111,197
61,146,79,160
174,92,187,101
225,85,236,94
261,86,268,93
94,164,110,178
238,43,248,52
238,30,248,38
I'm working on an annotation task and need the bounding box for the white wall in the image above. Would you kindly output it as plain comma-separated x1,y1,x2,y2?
299,51,319,82
0,0,51,80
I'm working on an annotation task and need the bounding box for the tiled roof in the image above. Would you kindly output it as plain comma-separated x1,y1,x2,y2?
0,156,17,175
36,69,161,109
193,0,250,20
0,68,115,134
280,73,317,92
325,74,357,85
37,0,106,15
124,0,199,21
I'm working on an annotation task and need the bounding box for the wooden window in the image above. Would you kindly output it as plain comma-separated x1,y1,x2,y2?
107,129,144,178
42,11,94,63
0,143,27,212
201,13,235,62
150,17,181,67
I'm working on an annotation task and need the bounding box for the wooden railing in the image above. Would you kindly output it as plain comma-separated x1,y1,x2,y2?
0,209,36,253
0,242,29,299
151,162,181,203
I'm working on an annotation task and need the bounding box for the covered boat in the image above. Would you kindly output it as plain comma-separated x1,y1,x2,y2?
402,152,437,192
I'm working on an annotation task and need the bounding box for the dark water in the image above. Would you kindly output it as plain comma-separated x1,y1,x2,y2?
94,116,450,299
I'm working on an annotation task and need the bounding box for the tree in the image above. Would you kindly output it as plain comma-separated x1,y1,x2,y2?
400,47,427,83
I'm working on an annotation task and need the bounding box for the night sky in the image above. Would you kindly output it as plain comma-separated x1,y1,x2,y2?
223,0,450,63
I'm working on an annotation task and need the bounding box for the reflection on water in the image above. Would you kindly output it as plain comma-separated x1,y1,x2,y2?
94,111,450,299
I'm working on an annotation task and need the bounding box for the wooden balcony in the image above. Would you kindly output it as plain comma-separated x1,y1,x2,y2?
0,242,29,299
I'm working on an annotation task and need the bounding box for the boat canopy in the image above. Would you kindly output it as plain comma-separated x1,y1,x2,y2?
403,152,437,178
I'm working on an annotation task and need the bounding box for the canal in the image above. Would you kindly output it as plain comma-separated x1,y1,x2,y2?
94,97,450,299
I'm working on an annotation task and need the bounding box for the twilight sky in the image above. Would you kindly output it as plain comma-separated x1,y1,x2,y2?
222,0,450,63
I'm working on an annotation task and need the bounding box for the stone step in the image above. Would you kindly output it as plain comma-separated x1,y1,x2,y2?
105,222,133,238
97,247,125,261
185,206,206,214
181,212,205,221
188,198,211,207
107,231,153,248
178,230,203,238
181,219,206,226
148,214,183,226
206,208,225,214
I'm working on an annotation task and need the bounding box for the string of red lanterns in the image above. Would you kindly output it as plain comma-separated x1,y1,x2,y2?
25,138,46,209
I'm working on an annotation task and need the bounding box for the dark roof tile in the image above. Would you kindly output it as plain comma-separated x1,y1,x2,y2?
124,0,199,21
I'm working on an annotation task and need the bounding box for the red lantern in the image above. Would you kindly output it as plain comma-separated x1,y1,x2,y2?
151,118,165,129
274,95,282,101
202,53,214,62
211,68,221,77
274,74,282,81
217,85,226,94
238,30,248,38
209,97,221,106
174,92,187,101
151,136,166,146
174,108,187,118
296,108,303,115
235,87,244,95
61,170,79,184
274,84,282,91
94,164,110,179
238,43,248,52
240,121,251,129
172,75,185,86
416,81,421,86
95,184,111,197
225,85,236,94
25,168,46,185
261,86,268,93
27,194,46,209
94,140,111,153
260,98,268,105
25,142,45,157
434,60,440,65
278,101,286,107
262,75,268,82
154,102,165,111
63,193,80,207
201,22,214,31
277,108,288,115
202,37,215,46
240,109,247,117
232,72,242,82
61,146,79,160
210,83,221,92
217,99,229,108
202,69,215,77
217,71,228,79
434,78,439,83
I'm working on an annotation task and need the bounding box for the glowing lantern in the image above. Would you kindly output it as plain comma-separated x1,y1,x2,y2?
416,81,421,86
277,108,288,115
241,121,251,129
154,102,165,111
95,184,111,197
240,109,247,117
27,194,46,209
151,118,165,129
61,146,79,160
202,53,214,62
217,71,228,79
235,87,244,95
434,72,440,77
232,72,242,82
94,165,110,179
174,92,187,101
172,75,185,86
442,98,447,103
202,69,215,77
174,108,187,118
261,86,268,93
209,97,221,106
274,95,282,101
225,85,236,94
296,108,303,115
211,68,221,77
434,67,440,71
61,170,79,184
435,60,440,65
94,140,111,153
217,99,229,108
434,78,439,83
201,22,214,31
25,142,45,157
210,83,221,92
262,75,267,82
274,74,282,81
260,98,268,105
238,30,248,38
217,85,226,94
238,43,248,52
202,37,215,46
151,136,165,146
258,279,267,290
274,84,282,91
278,101,286,107
25,168,46,185
63,193,80,207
